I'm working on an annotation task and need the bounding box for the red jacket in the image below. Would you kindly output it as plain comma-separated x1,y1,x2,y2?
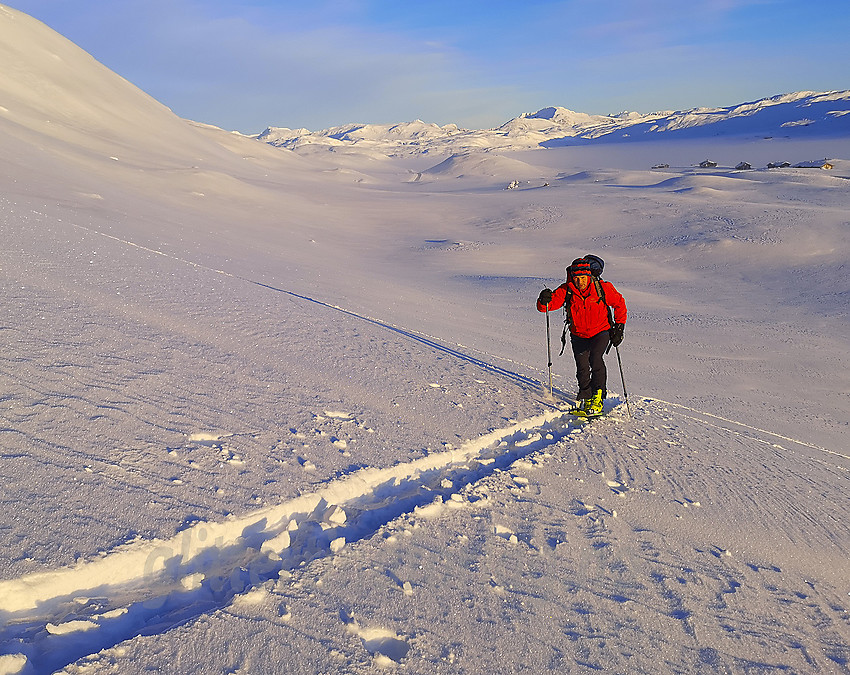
537,278,627,338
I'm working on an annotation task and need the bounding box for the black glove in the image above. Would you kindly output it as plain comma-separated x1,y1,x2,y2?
538,288,553,306
610,323,625,347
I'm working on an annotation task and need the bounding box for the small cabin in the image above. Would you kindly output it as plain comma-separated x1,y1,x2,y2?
767,161,791,169
794,159,834,170
735,162,752,170
699,160,718,168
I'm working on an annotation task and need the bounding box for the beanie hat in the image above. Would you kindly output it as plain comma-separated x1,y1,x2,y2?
569,258,592,277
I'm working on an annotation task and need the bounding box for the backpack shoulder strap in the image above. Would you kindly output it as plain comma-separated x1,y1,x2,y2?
594,278,615,330
558,287,573,356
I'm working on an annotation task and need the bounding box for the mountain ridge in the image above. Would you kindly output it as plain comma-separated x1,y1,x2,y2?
257,90,850,157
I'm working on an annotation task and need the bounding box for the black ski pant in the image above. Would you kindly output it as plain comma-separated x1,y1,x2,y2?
570,330,609,400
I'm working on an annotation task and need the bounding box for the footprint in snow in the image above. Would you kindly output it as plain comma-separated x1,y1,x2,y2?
343,615,410,665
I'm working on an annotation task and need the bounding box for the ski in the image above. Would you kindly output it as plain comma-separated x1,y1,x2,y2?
570,409,605,419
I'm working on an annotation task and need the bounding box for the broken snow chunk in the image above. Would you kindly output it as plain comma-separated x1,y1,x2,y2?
428,383,441,388
46,620,98,635
261,530,292,554
415,499,445,518
446,494,465,509
324,410,352,419
332,438,348,450
235,588,269,606
330,537,346,553
0,654,28,675
402,581,414,596
181,573,205,590
512,476,530,486
96,607,128,620
324,505,348,525
441,478,454,489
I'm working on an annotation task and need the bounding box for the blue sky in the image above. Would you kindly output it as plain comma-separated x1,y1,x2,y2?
8,0,850,133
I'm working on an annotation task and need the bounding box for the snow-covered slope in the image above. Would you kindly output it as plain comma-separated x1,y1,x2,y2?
0,4,848,674
259,90,850,156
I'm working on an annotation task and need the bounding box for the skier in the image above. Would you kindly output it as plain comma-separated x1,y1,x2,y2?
537,257,627,416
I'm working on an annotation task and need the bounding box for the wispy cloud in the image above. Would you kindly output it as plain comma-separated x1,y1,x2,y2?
8,0,849,130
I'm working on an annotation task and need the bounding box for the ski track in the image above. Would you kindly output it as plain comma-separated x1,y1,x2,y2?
67,222,550,391
2,396,848,673
0,406,599,673
1,218,848,672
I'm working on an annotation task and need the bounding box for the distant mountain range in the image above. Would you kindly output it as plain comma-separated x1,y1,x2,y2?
257,90,850,156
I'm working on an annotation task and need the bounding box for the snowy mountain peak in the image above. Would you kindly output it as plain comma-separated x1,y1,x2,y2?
2,6,850,674
522,106,602,124
259,90,850,157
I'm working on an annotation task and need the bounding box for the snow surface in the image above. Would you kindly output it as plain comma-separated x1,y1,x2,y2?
0,4,849,674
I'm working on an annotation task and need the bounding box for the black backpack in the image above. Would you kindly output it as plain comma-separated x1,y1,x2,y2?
584,254,604,278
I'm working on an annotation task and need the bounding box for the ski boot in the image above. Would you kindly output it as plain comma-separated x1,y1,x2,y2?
585,389,605,416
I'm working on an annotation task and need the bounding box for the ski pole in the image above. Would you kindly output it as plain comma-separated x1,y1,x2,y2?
545,306,553,397
614,345,632,418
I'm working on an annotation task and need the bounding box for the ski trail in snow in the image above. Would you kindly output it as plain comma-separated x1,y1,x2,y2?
68,222,553,392
648,397,850,466
0,407,602,673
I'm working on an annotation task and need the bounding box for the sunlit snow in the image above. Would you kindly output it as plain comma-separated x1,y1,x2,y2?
1,4,849,674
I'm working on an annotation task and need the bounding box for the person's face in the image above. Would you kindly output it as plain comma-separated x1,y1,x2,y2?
574,274,590,290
